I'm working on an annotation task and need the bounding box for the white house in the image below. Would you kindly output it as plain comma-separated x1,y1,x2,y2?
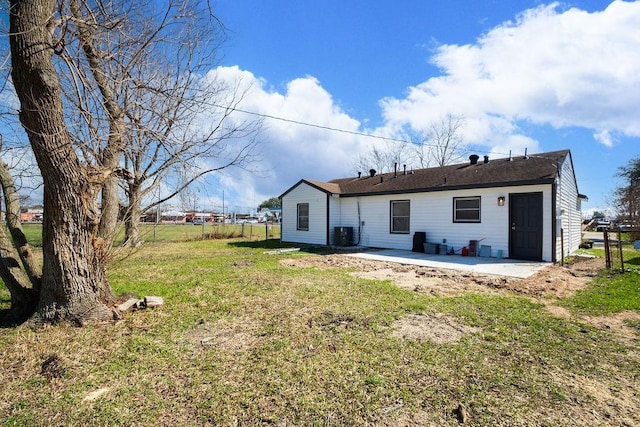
279,150,587,262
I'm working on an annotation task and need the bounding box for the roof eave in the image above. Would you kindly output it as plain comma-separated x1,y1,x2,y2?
337,178,556,198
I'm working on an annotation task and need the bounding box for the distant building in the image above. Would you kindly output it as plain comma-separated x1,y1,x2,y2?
20,207,43,222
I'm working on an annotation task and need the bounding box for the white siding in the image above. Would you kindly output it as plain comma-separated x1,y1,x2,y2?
328,195,342,245
556,154,583,259
338,185,554,260
281,183,328,245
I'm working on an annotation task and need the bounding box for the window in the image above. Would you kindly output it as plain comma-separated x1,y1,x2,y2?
390,200,410,233
297,203,309,230
454,197,481,222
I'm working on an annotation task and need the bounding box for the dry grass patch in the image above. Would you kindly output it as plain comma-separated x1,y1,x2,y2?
185,317,260,353
391,313,480,344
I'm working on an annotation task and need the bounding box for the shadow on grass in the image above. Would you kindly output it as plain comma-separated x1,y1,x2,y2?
625,256,640,266
227,239,368,256
0,309,17,328
228,239,300,250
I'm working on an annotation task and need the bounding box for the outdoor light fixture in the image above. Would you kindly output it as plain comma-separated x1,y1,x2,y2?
497,196,506,206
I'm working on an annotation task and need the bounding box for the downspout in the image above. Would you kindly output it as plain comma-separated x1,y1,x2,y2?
326,193,331,246
355,199,362,245
551,178,557,263
279,196,283,243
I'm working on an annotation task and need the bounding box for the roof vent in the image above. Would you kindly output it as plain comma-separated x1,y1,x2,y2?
358,171,362,178
369,169,376,177
483,155,489,164
469,154,480,165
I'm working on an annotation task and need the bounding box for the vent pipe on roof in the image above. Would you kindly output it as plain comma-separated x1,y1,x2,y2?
483,155,489,164
403,164,407,175
358,171,361,178
394,162,398,178
369,169,376,177
524,148,529,159
469,154,479,165
508,150,512,161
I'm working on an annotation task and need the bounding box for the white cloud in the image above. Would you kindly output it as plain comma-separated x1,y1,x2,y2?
201,66,367,210
593,130,614,147
379,1,640,149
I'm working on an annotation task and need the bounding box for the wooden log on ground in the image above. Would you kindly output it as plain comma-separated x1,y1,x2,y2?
116,298,142,313
143,296,164,308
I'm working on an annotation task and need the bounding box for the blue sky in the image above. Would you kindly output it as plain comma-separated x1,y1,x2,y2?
0,1,636,216
201,0,639,217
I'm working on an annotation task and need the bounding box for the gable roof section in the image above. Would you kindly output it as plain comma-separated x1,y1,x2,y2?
282,150,571,198
279,178,341,198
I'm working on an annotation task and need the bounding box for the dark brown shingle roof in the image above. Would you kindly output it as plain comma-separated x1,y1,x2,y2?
302,150,570,197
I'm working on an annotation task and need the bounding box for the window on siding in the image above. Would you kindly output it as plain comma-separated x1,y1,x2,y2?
297,203,309,230
453,197,481,222
390,200,410,233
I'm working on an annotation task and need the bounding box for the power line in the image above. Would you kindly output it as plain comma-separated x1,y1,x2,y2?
214,103,413,145
210,102,548,161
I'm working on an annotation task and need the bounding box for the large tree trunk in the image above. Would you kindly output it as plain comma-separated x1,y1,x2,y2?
10,0,114,324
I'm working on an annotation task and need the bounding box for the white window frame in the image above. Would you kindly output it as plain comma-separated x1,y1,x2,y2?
297,203,309,230
453,196,481,223
390,200,410,234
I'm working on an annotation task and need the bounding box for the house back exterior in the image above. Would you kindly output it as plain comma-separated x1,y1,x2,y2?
280,150,586,263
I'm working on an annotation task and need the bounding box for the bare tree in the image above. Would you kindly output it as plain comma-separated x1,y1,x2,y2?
410,114,466,167
613,156,640,237
354,115,466,176
55,0,260,247
119,71,260,246
353,140,409,175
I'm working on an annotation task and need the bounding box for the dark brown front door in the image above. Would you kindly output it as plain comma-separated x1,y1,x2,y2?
509,192,543,261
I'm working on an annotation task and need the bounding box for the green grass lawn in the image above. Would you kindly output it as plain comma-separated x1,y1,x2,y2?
567,245,640,315
0,238,639,425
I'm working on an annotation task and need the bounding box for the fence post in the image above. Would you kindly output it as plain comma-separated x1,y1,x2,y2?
604,229,611,269
617,229,625,272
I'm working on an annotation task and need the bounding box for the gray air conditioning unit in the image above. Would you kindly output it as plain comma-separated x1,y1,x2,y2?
334,226,354,246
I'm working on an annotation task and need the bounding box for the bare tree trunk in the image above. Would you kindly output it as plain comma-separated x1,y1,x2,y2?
0,159,41,323
10,0,114,324
0,159,42,289
123,183,142,247
0,226,37,324
69,0,125,247
97,173,120,244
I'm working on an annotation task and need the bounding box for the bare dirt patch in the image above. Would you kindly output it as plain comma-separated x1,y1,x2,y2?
280,255,639,343
185,317,259,353
280,254,603,299
549,368,640,426
391,313,480,344
582,311,640,345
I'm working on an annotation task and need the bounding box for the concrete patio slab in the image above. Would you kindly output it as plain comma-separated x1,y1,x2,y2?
346,249,551,278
